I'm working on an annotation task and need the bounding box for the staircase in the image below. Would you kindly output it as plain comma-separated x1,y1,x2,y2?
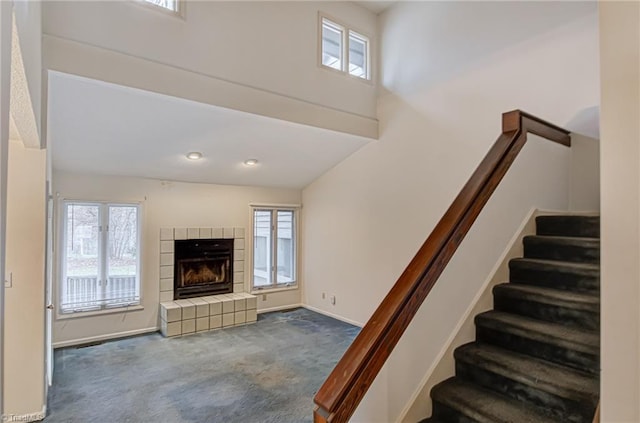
422,215,600,423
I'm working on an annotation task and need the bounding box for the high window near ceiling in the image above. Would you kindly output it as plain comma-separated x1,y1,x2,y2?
142,0,180,13
320,15,370,80
60,202,141,314
252,207,298,292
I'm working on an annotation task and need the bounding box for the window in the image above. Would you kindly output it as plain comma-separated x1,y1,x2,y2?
322,19,343,71
252,207,297,291
320,16,370,80
60,201,141,313
142,0,180,13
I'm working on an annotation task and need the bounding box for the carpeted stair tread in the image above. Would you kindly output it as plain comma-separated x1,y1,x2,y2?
536,215,600,238
476,311,599,354
523,235,600,263
431,378,558,423
455,343,599,403
509,258,599,292
493,283,599,310
493,283,599,331
510,258,599,273
493,283,600,332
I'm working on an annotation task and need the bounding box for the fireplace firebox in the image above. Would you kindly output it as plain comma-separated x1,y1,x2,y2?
174,239,233,299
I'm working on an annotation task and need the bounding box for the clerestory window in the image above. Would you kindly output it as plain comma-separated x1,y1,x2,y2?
142,0,180,13
320,15,371,80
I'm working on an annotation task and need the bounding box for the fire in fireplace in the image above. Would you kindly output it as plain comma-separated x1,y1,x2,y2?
174,239,233,299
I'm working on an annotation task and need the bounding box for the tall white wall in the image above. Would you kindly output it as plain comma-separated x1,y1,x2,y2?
42,1,378,137
569,134,600,212
3,140,46,418
302,2,599,421
599,2,640,421
52,171,302,346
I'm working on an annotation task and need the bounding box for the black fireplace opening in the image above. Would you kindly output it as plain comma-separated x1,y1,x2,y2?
174,238,233,300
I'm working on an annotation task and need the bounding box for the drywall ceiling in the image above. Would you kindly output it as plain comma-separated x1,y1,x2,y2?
48,71,372,189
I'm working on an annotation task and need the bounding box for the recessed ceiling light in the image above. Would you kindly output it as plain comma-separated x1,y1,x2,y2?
186,152,203,160
244,159,259,166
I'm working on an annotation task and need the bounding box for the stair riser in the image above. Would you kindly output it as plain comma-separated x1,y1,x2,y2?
431,402,480,423
536,216,600,238
523,240,599,264
455,361,594,423
509,264,599,293
493,295,599,332
476,326,599,374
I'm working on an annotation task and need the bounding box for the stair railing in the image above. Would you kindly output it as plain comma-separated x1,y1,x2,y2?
313,110,571,423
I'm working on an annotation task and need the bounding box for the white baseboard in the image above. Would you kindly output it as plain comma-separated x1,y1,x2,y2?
53,327,159,349
537,208,600,216
253,303,364,328
302,304,364,327
257,303,302,314
3,404,46,422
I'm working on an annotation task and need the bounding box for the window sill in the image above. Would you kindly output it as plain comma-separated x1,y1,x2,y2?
56,304,144,321
318,63,374,86
250,285,299,295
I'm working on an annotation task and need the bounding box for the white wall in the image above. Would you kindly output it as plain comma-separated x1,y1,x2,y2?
42,1,378,138
3,140,46,418
400,209,538,423
302,2,599,421
52,171,302,346
599,2,640,422
570,133,600,212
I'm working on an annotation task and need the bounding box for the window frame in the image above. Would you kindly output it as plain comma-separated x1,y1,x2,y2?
250,206,299,293
318,13,372,82
136,0,185,19
58,200,142,316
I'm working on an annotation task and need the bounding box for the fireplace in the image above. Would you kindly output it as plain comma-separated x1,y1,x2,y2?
174,239,234,299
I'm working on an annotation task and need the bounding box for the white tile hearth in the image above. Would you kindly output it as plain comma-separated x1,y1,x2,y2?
190,298,209,318
160,302,181,323
181,318,196,334
175,299,196,319
196,317,209,332
160,293,258,337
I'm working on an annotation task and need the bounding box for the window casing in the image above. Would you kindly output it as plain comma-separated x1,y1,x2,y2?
60,201,141,314
320,15,371,80
251,207,298,291
142,0,180,13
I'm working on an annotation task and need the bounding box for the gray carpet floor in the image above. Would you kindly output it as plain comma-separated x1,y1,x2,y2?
45,308,359,423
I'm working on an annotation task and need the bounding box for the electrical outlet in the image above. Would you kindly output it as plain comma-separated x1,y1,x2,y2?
262,294,267,301
322,292,326,300
330,295,336,305
4,272,12,288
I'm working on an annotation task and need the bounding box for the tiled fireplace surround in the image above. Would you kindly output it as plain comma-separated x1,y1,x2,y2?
158,227,257,337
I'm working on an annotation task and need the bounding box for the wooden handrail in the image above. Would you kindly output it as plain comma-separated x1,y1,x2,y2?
313,110,571,423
